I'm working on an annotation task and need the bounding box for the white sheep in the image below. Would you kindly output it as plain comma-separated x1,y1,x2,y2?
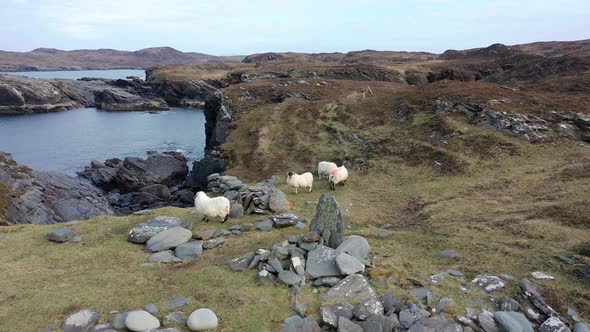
286,172,313,194
329,166,348,191
317,161,338,179
194,191,230,223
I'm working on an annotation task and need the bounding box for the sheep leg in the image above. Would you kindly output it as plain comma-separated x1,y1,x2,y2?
295,187,298,194
222,214,228,223
309,185,312,193
202,215,207,222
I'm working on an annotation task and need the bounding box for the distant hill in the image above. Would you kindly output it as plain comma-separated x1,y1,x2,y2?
0,47,244,72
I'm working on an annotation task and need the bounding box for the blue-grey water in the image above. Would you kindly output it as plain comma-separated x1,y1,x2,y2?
0,69,145,80
0,107,205,175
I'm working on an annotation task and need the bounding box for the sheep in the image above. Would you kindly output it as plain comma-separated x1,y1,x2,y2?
317,161,338,179
329,166,348,191
194,191,230,223
286,172,313,194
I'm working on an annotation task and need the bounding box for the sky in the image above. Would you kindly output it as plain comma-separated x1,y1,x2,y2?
1,0,589,55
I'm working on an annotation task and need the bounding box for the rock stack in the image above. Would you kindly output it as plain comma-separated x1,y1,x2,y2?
206,173,291,216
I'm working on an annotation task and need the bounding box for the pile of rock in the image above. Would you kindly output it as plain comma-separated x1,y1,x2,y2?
81,151,195,214
206,173,291,216
127,216,207,263
59,306,219,331
228,233,370,287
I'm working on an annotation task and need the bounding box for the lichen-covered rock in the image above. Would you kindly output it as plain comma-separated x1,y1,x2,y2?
306,245,342,279
48,226,80,243
61,309,100,332
310,194,344,248
323,274,377,305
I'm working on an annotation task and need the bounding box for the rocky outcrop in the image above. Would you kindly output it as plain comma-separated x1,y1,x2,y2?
0,151,113,224
0,74,82,113
0,74,218,114
149,79,220,108
80,151,192,214
81,151,188,193
432,99,590,143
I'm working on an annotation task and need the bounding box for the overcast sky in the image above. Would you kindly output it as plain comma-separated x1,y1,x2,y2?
1,0,589,54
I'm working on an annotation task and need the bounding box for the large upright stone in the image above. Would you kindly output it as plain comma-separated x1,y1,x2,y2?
310,194,344,248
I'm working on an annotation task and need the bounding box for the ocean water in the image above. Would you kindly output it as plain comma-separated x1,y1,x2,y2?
0,107,206,175
0,69,146,80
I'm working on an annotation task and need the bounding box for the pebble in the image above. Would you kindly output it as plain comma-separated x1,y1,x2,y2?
186,308,218,331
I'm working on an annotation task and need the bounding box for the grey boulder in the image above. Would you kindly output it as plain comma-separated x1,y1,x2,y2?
493,311,533,332
278,271,302,286
227,252,255,272
48,226,79,243
174,241,203,260
281,316,321,332
337,317,363,332
61,309,100,332
336,235,370,265
306,245,343,279
149,250,182,263
335,252,365,275
323,274,377,304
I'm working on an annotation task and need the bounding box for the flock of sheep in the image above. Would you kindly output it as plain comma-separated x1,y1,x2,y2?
194,161,349,223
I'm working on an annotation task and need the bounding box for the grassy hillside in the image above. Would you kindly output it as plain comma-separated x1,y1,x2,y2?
1,76,589,331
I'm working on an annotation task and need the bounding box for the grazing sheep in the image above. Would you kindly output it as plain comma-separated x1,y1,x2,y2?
329,166,348,191
194,191,230,223
286,172,313,194
317,161,338,179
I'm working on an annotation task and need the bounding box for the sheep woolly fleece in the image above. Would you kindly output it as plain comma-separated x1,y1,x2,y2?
317,161,338,179
329,166,348,185
194,191,230,219
286,172,313,193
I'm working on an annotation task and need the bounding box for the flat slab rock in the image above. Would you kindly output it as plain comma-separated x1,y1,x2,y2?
145,226,192,253
149,250,182,263
128,216,192,244
472,275,505,292
305,245,343,279
322,274,378,304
